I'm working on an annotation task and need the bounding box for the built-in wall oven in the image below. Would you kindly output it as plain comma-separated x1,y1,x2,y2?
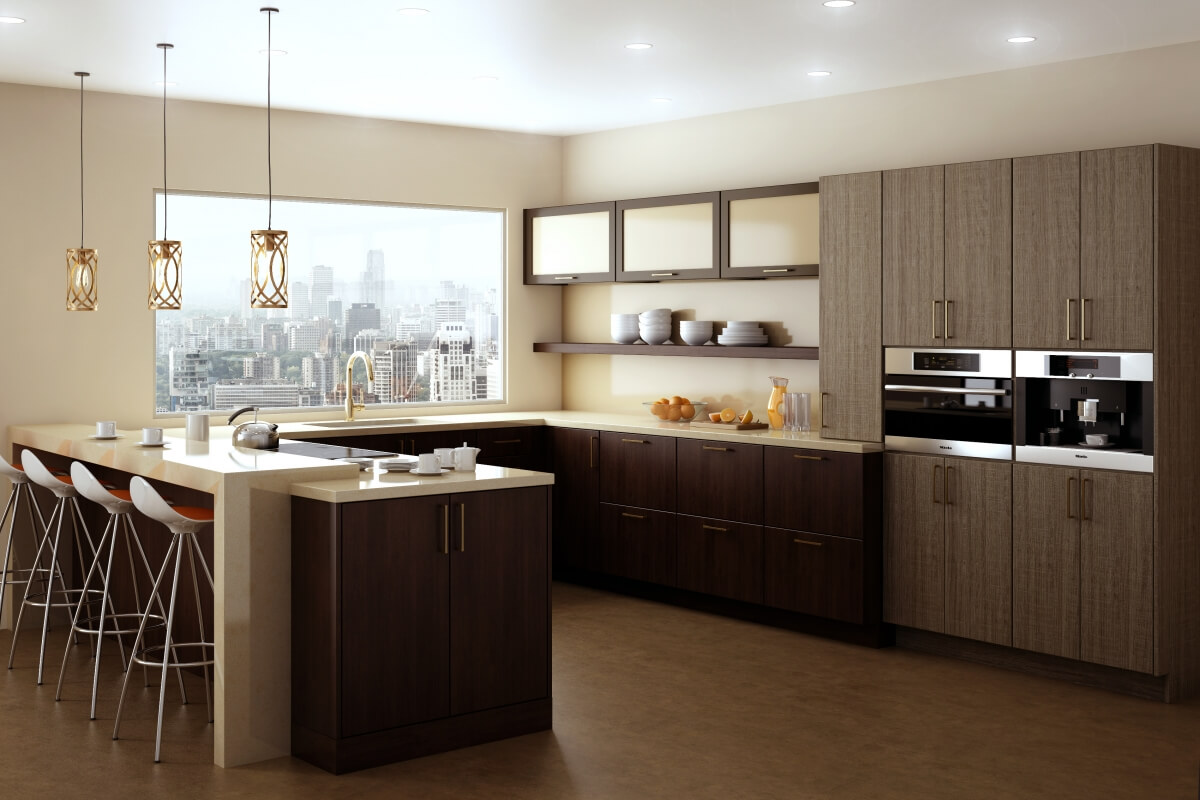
883,348,1013,460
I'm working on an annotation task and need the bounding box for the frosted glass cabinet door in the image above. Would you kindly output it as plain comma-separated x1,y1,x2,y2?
523,202,616,285
616,192,720,282
721,183,820,279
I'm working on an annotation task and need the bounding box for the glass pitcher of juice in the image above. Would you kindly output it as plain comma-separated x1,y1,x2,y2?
767,376,788,429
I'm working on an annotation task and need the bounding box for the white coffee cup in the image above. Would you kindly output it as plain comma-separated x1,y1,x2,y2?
96,421,116,438
1085,433,1108,446
417,453,440,473
142,427,164,445
434,447,456,469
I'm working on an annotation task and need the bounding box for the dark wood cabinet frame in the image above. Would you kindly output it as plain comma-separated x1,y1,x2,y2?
523,201,616,285
720,182,820,279
615,191,721,282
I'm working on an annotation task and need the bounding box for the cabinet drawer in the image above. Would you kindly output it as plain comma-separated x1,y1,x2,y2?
676,439,763,523
676,515,763,604
477,426,546,470
599,431,676,511
598,503,676,586
764,527,863,623
763,448,864,538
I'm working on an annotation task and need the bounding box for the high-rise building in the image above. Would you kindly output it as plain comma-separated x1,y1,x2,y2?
427,323,481,403
345,302,381,342
242,353,281,380
290,280,311,320
310,266,333,318
168,349,212,411
326,298,343,329
301,352,337,397
260,322,287,352
434,298,466,332
352,329,384,354
287,322,322,352
373,338,417,404
211,380,300,410
361,250,385,308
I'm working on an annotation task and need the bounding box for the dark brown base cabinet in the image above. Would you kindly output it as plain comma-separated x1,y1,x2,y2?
291,487,551,774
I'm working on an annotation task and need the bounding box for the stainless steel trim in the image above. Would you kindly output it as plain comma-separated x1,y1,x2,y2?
1015,445,1154,473
1014,351,1154,381
884,347,1013,378
884,384,1008,396
886,435,1012,461
553,276,578,280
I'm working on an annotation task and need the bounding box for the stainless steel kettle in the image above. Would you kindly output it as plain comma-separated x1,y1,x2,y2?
228,406,279,450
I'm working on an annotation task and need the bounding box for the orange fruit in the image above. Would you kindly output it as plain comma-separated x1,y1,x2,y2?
740,410,754,424
680,403,696,420
667,405,683,421
651,402,668,419
708,412,722,422
670,395,685,405
719,408,736,423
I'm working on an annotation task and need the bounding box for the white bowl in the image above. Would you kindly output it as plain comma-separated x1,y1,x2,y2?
640,308,671,317
680,331,712,346
612,329,642,344
725,320,760,331
639,328,673,345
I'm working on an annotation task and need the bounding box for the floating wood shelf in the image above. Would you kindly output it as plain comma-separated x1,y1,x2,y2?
533,342,819,360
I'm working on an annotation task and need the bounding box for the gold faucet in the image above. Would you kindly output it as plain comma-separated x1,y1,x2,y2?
344,350,376,421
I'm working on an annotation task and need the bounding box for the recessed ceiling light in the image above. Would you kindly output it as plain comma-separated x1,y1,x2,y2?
0,15,25,23
651,97,672,103
625,42,653,50
397,7,429,15
823,1,855,7
1007,36,1036,44
807,70,832,77
259,48,288,56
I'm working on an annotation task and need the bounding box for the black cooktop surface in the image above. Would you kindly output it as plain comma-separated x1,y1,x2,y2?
275,440,397,460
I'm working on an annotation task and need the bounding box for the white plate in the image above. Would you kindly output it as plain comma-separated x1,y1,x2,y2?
382,466,415,473
136,441,167,447
410,468,450,476
88,434,122,440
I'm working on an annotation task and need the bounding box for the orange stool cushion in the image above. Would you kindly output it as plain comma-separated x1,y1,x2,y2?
108,489,132,502
171,505,214,522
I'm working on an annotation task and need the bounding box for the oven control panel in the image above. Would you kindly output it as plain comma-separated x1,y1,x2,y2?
913,351,980,372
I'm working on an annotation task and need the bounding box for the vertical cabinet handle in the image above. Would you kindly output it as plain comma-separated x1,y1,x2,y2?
820,392,831,429
458,503,467,551
1081,298,1091,341
1067,476,1076,519
1081,479,1091,521
440,504,450,553
931,300,942,340
1066,298,1077,341
944,300,953,340
932,463,942,504
944,465,955,506
589,436,597,469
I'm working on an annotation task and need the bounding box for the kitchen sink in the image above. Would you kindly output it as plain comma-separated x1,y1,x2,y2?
308,418,418,428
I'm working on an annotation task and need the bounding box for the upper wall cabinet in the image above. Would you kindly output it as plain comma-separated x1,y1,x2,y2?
1013,146,1153,350
720,183,820,279
616,192,721,282
523,202,616,285
883,160,1013,348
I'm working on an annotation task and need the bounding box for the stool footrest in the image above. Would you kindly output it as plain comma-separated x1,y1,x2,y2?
73,612,166,638
132,642,214,671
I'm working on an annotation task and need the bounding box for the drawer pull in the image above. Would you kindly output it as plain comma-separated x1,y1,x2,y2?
702,445,730,452
621,438,648,445
702,524,728,532
762,268,792,274
793,538,823,547
621,512,646,520
493,438,521,445
793,454,824,461
650,272,677,277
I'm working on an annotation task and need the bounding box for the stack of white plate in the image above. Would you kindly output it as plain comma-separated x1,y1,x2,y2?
611,313,641,344
379,455,418,472
638,308,673,345
679,320,714,346
716,320,768,346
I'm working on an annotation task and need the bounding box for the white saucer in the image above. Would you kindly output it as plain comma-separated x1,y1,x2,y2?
136,441,166,447
411,468,450,476
382,466,414,473
88,434,121,440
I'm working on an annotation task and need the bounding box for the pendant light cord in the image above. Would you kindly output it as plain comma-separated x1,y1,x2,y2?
162,46,168,239
267,9,274,230
79,73,85,249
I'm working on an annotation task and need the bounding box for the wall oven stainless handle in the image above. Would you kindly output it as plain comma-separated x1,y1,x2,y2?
883,384,1009,396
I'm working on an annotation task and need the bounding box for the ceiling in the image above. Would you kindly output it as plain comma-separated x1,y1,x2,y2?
1,0,1199,136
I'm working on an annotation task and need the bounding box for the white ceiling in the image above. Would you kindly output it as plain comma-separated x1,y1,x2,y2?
1,0,1199,136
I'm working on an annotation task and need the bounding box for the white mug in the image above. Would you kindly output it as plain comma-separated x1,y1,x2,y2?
96,421,116,438
434,447,456,469
454,445,481,471
417,453,440,473
142,427,164,445
185,413,210,443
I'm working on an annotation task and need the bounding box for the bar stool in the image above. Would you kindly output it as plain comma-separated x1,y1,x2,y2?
56,462,187,719
114,476,215,763
0,455,53,632
8,450,102,684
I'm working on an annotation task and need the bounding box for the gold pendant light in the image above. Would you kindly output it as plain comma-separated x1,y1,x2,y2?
66,71,98,311
250,6,288,309
148,43,182,310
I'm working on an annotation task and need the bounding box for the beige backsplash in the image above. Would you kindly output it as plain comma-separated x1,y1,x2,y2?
560,279,823,424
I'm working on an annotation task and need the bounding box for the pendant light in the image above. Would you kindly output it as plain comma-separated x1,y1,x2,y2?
66,71,98,311
250,6,288,309
148,43,182,310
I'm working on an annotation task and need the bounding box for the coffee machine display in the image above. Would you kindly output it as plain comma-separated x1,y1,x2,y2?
1014,351,1153,473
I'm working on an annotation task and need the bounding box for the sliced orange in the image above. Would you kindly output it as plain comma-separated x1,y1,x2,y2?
708,412,723,422
719,407,736,423
740,410,754,424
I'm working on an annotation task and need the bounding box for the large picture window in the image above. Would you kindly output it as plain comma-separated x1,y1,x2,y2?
154,193,505,414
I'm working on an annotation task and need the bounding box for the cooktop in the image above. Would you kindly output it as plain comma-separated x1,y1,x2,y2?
274,440,397,460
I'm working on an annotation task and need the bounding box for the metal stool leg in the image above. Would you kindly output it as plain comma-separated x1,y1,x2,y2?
184,533,213,723
54,512,116,704
7,498,60,669
123,516,187,704
154,533,186,762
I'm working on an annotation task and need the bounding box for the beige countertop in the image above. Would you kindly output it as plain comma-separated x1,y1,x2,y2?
291,462,553,503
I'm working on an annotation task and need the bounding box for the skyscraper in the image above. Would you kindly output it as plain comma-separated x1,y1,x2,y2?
310,265,333,318
345,302,381,342
361,250,385,308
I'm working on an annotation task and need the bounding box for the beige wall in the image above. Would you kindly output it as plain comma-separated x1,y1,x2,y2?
0,81,564,451
557,41,1200,418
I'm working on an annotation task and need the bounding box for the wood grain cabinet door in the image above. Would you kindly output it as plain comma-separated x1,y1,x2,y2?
676,515,763,604
1013,152,1082,349
550,427,600,572
1080,145,1154,350
339,496,450,737
449,487,550,716
943,159,1012,348
883,453,945,632
598,503,676,586
598,431,676,511
818,171,882,443
1012,464,1081,660
943,458,1012,646
764,527,863,623
1079,470,1153,674
764,448,864,538
675,438,763,523
883,165,945,346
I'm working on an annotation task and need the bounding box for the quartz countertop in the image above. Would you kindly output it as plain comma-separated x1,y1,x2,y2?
291,462,554,503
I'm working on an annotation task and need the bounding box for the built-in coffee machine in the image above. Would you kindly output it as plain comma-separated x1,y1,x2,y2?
1014,351,1153,472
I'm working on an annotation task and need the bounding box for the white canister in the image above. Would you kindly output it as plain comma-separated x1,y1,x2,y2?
185,413,210,443
454,444,481,471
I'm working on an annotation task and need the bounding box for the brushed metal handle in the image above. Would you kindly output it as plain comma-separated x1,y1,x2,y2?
1081,478,1091,521
945,465,954,506
1067,476,1076,519
458,503,467,551
621,512,646,520
794,454,824,461
762,268,792,274
931,299,942,339
1067,298,1077,341
702,524,728,532
702,445,730,452
793,538,823,547
944,300,953,340
820,392,831,429
932,463,942,504
650,272,677,277
553,275,578,280
493,438,521,445
589,436,597,469
1081,298,1090,341
621,438,648,444
441,505,450,554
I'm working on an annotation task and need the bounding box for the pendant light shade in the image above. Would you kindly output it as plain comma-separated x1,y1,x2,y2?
149,43,182,310
66,71,97,311
250,7,288,309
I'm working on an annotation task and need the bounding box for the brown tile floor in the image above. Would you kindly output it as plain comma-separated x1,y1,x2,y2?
1,582,1198,799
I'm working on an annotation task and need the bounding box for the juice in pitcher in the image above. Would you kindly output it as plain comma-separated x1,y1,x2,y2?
767,376,788,429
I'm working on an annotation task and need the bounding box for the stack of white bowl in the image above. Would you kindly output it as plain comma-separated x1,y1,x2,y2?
638,308,673,345
679,320,714,346
611,313,641,344
716,320,768,346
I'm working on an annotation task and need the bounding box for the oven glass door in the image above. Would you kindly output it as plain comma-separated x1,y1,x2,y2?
884,375,1013,458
